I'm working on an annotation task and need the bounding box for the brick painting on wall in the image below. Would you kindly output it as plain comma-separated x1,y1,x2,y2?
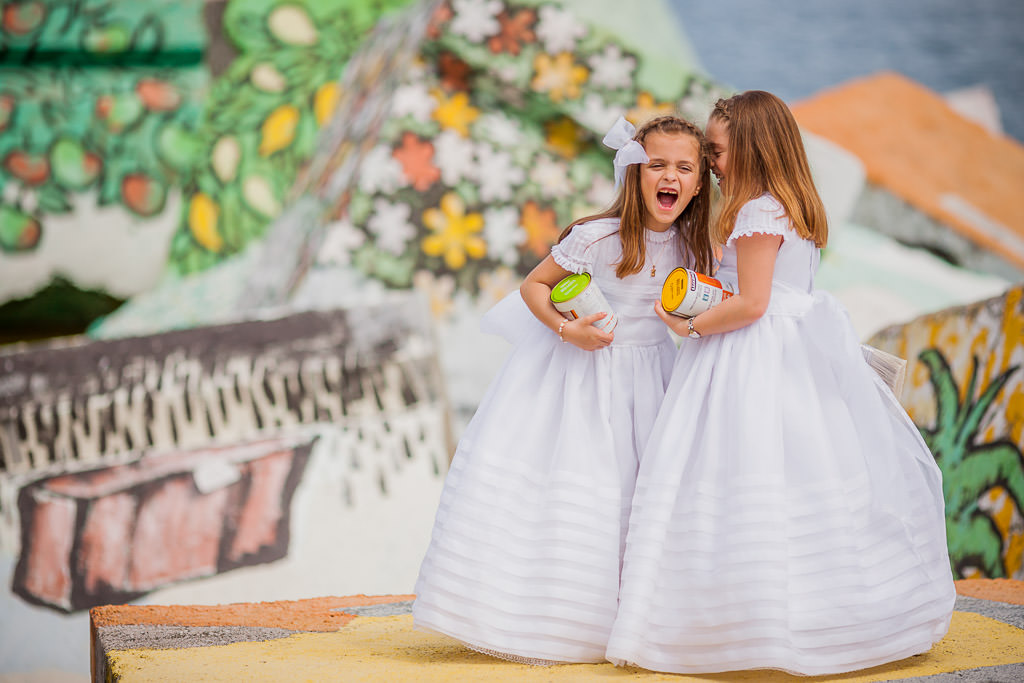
0,301,450,612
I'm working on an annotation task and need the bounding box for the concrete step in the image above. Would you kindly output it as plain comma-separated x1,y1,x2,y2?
90,581,1024,682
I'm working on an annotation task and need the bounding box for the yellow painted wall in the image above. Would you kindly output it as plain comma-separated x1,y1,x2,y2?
870,284,1024,579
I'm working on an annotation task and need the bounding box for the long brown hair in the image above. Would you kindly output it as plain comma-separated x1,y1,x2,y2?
558,115,714,277
709,91,828,248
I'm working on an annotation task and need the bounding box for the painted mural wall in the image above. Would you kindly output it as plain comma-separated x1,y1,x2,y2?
165,0,416,275
222,0,725,298
0,301,450,608
87,0,1024,587
0,298,451,676
1,10,452,659
53,0,722,313
870,285,1024,580
1,0,728,333
0,0,208,311
4,0,1021,678
0,0,418,330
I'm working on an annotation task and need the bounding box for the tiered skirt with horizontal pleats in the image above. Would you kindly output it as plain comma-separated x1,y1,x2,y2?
413,292,676,663
606,290,956,675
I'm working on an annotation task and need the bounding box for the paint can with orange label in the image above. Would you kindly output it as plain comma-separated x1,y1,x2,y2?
661,267,734,318
550,273,617,333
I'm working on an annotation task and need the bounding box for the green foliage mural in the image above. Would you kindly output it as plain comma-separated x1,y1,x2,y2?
0,0,205,63
0,67,206,247
919,348,1024,579
0,0,207,255
168,0,416,275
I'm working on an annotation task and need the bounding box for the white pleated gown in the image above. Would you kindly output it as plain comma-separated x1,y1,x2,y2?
606,195,956,676
413,219,686,663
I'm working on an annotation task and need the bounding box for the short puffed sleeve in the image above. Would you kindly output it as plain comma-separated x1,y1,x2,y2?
550,219,618,274
725,194,794,248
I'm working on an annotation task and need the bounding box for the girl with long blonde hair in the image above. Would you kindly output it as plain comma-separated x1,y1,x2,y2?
607,91,955,676
414,114,712,664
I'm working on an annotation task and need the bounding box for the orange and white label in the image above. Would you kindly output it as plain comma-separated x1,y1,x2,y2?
661,267,734,318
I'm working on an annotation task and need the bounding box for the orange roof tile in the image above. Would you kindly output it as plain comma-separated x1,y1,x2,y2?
792,72,1024,270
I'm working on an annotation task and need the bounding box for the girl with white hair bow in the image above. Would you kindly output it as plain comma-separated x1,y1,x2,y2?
413,114,714,664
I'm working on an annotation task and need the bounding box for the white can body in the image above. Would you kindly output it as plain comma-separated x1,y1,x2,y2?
551,277,617,333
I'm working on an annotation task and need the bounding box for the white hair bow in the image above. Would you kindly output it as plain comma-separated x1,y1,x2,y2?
602,116,649,188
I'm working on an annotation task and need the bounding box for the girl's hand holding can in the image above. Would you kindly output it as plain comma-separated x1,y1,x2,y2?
562,312,614,350
654,301,690,338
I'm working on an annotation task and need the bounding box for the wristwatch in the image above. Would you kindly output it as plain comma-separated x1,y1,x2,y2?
687,317,701,339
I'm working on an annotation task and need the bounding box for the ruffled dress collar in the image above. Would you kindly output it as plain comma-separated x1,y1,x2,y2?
644,225,679,244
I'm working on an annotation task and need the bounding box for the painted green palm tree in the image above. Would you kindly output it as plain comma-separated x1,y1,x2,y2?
919,348,1024,578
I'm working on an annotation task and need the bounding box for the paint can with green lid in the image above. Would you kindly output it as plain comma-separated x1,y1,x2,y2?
550,272,617,333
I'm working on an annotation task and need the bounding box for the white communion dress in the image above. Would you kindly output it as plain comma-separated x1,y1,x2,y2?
413,218,687,663
606,195,956,676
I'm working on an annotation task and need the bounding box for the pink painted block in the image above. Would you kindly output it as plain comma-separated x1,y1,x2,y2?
228,450,294,563
79,493,136,596
13,437,314,612
128,477,231,588
18,495,77,610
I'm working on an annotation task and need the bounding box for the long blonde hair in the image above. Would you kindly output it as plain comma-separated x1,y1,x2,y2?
709,91,828,248
558,115,714,277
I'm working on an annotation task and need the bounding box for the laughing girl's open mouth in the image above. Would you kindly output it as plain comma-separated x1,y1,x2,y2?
657,189,678,209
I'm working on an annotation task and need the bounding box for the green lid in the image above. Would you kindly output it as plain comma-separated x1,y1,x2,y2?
550,273,591,303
